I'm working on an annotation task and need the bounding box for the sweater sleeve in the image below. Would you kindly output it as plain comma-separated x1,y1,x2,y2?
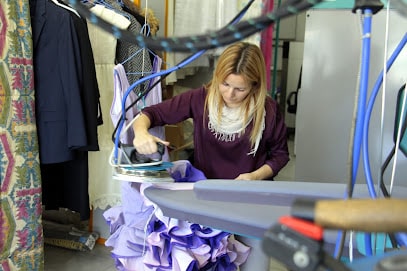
141,87,206,126
264,99,290,177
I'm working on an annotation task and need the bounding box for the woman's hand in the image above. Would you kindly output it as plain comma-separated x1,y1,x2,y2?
234,164,274,181
133,131,169,154
132,113,169,154
234,173,257,180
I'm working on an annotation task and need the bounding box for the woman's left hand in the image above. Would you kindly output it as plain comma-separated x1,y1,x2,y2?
234,173,256,181
234,165,274,181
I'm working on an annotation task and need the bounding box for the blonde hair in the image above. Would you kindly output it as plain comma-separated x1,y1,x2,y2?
204,42,269,148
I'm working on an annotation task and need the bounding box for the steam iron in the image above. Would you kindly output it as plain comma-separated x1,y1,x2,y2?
112,142,174,183
120,142,166,167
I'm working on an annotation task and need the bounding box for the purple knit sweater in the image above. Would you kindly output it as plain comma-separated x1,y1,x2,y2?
141,87,289,180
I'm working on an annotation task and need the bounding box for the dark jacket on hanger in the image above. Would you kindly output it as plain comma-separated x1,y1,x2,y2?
70,10,103,151
30,0,98,220
30,0,101,163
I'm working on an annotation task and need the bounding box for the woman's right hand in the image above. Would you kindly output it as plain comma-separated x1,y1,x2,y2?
132,112,170,154
133,131,169,155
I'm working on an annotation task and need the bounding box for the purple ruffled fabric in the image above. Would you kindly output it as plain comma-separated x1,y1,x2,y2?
104,160,250,271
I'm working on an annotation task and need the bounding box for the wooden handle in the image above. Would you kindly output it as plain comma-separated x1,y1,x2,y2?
314,198,407,232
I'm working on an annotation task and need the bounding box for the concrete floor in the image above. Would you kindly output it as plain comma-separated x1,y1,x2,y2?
44,243,116,271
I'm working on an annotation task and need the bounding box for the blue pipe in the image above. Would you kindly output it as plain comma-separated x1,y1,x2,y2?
352,9,374,257
113,6,251,162
362,33,407,197
334,9,374,258
113,50,206,162
353,9,373,186
362,32,407,249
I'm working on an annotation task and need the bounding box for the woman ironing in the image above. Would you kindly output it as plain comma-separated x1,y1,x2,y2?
132,41,290,271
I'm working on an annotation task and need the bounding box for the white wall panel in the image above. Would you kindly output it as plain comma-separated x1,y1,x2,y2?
295,9,407,188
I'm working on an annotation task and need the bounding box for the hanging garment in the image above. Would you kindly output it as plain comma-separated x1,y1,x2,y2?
30,0,101,219
86,3,132,210
140,55,169,162
31,0,101,163
70,10,103,152
40,152,90,220
111,63,138,145
31,0,88,163
102,0,153,88
110,56,169,160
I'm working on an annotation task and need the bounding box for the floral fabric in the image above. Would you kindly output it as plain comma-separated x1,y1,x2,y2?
0,1,44,270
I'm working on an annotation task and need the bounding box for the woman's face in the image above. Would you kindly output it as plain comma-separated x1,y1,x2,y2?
219,74,251,108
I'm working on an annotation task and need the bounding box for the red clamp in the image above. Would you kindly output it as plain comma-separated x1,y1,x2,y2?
279,216,324,241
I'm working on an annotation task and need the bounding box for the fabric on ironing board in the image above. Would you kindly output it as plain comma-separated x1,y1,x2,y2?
168,160,207,182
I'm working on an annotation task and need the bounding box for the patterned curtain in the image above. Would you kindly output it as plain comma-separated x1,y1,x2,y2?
0,1,44,270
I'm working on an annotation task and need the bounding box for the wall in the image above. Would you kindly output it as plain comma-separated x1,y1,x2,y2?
284,42,304,133
295,9,407,188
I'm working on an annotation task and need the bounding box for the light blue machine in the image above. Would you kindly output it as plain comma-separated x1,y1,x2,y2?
144,180,407,270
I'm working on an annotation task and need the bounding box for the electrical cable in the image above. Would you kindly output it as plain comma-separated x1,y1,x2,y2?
112,0,254,142
341,1,407,257
334,8,378,259
68,0,323,52
111,0,319,160
360,11,375,256
110,0,257,163
334,9,365,260
378,0,392,199
354,9,373,191
362,32,407,250
349,8,375,257
376,1,392,253
389,87,407,194
110,0,256,143
362,32,407,200
110,0,326,166
111,0,316,151
110,0,256,144
112,51,204,162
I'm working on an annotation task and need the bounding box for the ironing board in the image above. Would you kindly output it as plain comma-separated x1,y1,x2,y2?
144,180,407,270
144,180,407,239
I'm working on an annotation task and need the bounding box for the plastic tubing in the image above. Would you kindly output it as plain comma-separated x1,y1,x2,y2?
362,32,407,249
334,9,373,258
352,9,373,186
359,9,374,257
113,1,253,161
69,0,322,52
113,50,205,162
362,32,407,198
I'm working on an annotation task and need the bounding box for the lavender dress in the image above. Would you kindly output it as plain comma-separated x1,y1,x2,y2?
103,161,250,271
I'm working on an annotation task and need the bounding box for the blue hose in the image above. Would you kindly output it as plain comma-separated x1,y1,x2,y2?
113,50,205,162
353,9,373,187
353,9,374,257
362,33,407,197
113,3,252,162
334,9,374,258
362,32,407,250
